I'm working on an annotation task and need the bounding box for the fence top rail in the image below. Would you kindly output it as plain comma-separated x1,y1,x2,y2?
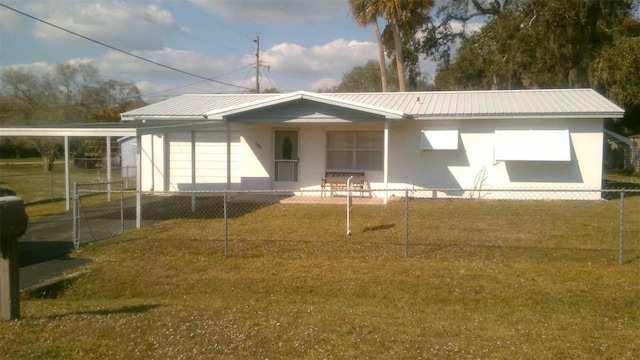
76,187,640,195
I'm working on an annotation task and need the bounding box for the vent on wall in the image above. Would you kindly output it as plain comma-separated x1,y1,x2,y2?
420,129,459,150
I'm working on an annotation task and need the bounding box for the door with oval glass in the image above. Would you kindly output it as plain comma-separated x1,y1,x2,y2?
274,130,298,182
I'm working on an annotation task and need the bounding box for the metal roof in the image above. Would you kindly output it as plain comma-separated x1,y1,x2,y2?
120,94,276,120
329,89,625,119
120,89,624,121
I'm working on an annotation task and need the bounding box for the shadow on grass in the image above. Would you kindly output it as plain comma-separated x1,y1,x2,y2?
25,197,67,206
80,194,287,222
42,304,165,320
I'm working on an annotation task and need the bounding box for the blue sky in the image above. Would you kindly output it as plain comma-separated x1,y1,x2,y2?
0,0,450,100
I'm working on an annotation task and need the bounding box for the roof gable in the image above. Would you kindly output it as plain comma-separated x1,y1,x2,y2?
205,91,404,120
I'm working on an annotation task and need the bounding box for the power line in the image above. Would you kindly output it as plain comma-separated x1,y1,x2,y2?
140,64,256,98
0,3,252,91
109,2,247,55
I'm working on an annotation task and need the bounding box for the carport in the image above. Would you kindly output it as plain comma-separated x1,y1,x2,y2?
0,120,230,228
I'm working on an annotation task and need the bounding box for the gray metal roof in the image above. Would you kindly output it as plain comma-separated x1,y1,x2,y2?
121,89,624,121
121,94,277,119
329,89,624,119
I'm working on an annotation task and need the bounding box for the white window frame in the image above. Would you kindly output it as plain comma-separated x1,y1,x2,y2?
326,130,383,170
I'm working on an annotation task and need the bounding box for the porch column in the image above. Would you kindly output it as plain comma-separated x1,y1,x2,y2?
64,136,70,211
106,135,112,201
136,134,142,229
384,121,390,204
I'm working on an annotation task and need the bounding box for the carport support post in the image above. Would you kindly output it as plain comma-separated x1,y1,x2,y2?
0,237,20,320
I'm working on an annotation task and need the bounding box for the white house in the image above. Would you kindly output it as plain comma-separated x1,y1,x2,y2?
119,89,624,200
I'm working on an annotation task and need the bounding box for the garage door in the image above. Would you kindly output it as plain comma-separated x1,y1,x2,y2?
168,131,241,191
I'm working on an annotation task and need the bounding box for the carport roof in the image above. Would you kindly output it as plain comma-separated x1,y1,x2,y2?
0,120,223,137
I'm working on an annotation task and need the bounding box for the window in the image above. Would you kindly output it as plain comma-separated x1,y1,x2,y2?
327,131,383,170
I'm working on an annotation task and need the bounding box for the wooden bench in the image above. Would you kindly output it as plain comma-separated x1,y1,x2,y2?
321,171,366,197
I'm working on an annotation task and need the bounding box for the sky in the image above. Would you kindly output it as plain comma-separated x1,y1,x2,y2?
0,0,446,101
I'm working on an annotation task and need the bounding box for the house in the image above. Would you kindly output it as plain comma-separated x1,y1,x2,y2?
120,89,624,200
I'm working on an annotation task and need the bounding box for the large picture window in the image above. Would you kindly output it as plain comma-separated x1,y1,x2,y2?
326,131,383,170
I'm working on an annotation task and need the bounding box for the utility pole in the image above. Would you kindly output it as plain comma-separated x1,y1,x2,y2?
254,32,260,93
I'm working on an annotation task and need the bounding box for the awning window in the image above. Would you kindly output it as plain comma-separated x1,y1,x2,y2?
420,129,459,150
494,129,571,161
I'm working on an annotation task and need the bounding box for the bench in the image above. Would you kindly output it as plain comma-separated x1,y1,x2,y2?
321,171,366,197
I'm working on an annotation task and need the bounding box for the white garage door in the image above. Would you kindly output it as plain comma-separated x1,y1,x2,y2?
168,131,241,191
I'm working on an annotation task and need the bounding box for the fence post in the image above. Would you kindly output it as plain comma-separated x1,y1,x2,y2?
405,189,409,258
73,183,80,249
346,176,353,235
50,170,54,201
619,191,625,265
223,191,229,256
120,180,124,235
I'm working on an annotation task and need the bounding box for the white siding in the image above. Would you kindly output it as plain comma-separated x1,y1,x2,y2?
168,131,241,191
383,118,604,200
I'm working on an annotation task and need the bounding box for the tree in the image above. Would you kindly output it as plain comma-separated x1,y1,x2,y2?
350,0,389,92
590,37,640,135
349,0,434,92
0,64,145,170
419,0,510,67
327,60,432,93
330,60,397,93
435,0,639,89
382,0,434,92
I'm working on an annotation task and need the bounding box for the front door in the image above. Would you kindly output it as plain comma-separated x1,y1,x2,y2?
274,130,298,182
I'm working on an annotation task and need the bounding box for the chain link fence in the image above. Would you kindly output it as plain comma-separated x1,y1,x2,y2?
0,164,136,204
73,186,640,265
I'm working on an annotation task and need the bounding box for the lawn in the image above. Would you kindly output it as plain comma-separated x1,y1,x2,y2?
1,197,639,359
0,159,130,218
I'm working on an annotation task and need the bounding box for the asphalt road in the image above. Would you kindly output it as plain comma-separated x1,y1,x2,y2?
18,212,92,290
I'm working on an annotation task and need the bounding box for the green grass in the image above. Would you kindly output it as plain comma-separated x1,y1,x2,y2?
2,198,639,359
0,161,130,218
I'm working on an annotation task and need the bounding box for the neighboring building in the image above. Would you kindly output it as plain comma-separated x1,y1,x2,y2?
119,89,623,200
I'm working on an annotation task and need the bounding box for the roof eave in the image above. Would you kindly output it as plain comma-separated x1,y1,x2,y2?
413,113,625,120
121,115,209,121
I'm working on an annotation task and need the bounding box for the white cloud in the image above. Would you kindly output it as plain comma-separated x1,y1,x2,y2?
187,0,348,24
0,4,23,33
259,39,378,75
311,77,339,91
7,1,181,51
239,39,380,91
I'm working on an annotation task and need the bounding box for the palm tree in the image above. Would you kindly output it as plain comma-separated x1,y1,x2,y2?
383,0,434,92
349,0,389,92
